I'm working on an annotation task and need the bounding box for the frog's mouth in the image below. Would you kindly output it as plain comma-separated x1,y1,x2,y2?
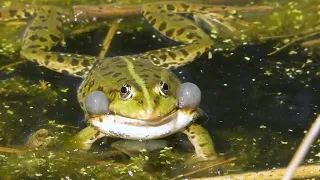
88,108,200,140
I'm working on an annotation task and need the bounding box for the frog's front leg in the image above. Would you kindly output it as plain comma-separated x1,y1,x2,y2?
19,6,98,77
65,126,105,150
182,123,218,160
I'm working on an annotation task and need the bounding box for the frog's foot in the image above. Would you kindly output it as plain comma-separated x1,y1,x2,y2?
181,123,218,161
24,129,51,150
65,126,105,150
193,12,249,37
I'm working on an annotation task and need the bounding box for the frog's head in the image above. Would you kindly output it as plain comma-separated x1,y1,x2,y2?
77,57,202,139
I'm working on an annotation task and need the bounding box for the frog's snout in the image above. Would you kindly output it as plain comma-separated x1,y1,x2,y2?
176,82,201,110
85,91,110,115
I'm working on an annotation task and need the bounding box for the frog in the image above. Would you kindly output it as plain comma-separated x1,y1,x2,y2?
1,1,222,160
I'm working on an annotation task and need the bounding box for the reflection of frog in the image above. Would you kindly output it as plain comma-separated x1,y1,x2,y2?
3,2,225,160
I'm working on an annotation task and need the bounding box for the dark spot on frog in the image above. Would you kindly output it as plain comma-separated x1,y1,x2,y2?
140,74,149,78
180,3,190,10
116,64,126,68
29,26,48,31
44,55,51,65
187,25,198,30
147,15,154,21
97,86,104,92
117,78,126,83
180,49,189,57
176,27,186,36
56,26,64,33
9,9,17,17
144,11,150,16
165,29,175,37
158,22,167,31
138,100,143,105
27,45,42,49
150,18,157,26
186,33,202,40
94,131,101,137
56,17,63,23
100,66,109,71
61,70,69,75
153,74,161,79
162,64,169,68
173,18,185,21
71,58,79,66
81,59,91,67
166,4,175,11
103,71,114,76
199,143,208,147
57,55,64,63
168,51,177,59
39,37,48,42
159,55,167,61
29,34,39,41
153,59,160,64
141,68,152,72
112,72,122,78
154,98,159,105
75,71,85,77
49,34,60,42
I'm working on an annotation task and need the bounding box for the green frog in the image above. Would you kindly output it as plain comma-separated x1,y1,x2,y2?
2,2,220,160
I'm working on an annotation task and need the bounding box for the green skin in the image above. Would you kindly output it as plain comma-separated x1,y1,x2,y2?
1,2,220,160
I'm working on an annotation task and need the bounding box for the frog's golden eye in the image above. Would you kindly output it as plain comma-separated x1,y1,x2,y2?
120,84,133,100
159,81,169,97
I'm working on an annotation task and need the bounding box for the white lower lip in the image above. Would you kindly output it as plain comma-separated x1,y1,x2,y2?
89,109,199,140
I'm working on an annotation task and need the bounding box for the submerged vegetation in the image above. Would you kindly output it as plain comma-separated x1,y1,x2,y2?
0,0,319,179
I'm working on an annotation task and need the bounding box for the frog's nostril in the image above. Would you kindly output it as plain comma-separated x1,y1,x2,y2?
176,82,201,109
138,100,143,105
85,91,110,115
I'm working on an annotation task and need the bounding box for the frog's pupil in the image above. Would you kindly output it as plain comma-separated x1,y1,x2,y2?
121,86,128,94
162,83,169,91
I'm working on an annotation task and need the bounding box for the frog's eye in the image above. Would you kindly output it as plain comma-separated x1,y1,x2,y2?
120,84,133,100
159,81,169,96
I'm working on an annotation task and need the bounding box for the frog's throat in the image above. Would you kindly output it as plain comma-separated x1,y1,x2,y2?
88,109,199,140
